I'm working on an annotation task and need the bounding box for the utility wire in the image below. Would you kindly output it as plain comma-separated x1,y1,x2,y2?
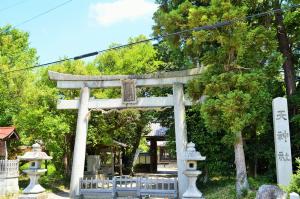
13,0,72,28
0,0,72,34
0,0,27,13
1,3,300,75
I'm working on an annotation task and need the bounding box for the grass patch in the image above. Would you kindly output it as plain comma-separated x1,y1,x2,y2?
19,172,69,193
199,176,274,199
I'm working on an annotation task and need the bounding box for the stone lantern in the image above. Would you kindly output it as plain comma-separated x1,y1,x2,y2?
18,143,52,194
183,142,206,199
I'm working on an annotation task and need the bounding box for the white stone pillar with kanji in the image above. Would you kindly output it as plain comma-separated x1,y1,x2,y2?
272,97,293,186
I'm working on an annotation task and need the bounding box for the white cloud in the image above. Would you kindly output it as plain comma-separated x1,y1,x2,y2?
89,0,158,26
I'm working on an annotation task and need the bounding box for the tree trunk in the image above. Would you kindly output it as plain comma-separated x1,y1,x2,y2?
66,133,75,177
128,125,143,174
273,0,296,96
63,153,69,175
234,132,249,198
122,124,144,175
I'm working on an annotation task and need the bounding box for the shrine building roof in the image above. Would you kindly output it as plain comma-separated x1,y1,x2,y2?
146,123,168,138
0,127,19,140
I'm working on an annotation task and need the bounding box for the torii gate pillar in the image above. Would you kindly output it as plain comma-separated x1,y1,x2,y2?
69,87,90,198
173,83,188,197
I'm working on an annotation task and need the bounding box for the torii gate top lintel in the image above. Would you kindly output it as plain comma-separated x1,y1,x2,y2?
48,68,203,89
48,68,202,81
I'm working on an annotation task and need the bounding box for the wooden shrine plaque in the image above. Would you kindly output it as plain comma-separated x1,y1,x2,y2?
121,79,137,104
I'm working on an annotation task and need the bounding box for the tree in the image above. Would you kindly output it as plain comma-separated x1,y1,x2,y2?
0,25,37,126
14,60,98,174
273,0,296,96
245,0,299,96
95,35,162,75
153,1,282,197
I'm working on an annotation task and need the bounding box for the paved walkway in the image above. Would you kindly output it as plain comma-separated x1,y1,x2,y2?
47,192,149,198
48,192,69,199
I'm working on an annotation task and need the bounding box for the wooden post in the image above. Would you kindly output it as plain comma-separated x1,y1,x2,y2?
111,147,115,176
119,151,123,176
149,139,157,172
4,141,7,160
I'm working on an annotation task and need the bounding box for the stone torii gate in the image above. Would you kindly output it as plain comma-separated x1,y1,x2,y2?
48,68,202,198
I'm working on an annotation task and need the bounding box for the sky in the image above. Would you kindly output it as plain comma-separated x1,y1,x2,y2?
0,0,158,63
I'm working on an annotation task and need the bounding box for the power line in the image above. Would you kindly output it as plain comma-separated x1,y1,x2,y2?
0,0,27,13
0,0,72,35
13,0,72,28
1,3,300,75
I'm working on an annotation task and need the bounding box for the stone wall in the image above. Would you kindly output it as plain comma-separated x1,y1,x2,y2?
0,177,19,196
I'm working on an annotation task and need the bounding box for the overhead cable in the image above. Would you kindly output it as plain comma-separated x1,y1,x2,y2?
14,0,72,28
0,0,27,13
0,0,72,34
1,3,300,75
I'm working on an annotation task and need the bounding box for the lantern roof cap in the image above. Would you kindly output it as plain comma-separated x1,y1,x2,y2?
185,142,206,161
18,143,52,161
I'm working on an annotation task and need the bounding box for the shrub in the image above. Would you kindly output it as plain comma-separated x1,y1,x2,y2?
286,158,300,193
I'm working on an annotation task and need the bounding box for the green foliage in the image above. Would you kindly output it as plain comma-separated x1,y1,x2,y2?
0,25,37,126
289,88,300,153
197,71,274,139
187,105,235,176
199,176,270,199
14,60,92,170
95,35,163,75
138,137,150,152
247,176,273,190
286,158,300,193
87,109,151,147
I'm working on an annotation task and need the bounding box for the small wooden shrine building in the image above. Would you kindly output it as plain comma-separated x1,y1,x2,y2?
0,127,19,160
142,123,176,172
145,123,167,172
86,140,127,177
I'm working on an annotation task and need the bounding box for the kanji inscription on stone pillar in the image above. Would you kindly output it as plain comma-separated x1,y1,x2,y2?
121,79,137,104
272,97,293,186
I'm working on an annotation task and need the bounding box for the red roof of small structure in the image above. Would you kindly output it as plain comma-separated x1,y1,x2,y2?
0,127,19,140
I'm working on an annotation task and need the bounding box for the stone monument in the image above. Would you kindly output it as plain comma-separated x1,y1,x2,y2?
272,97,293,186
86,155,101,175
183,142,206,199
290,192,300,199
18,143,52,198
